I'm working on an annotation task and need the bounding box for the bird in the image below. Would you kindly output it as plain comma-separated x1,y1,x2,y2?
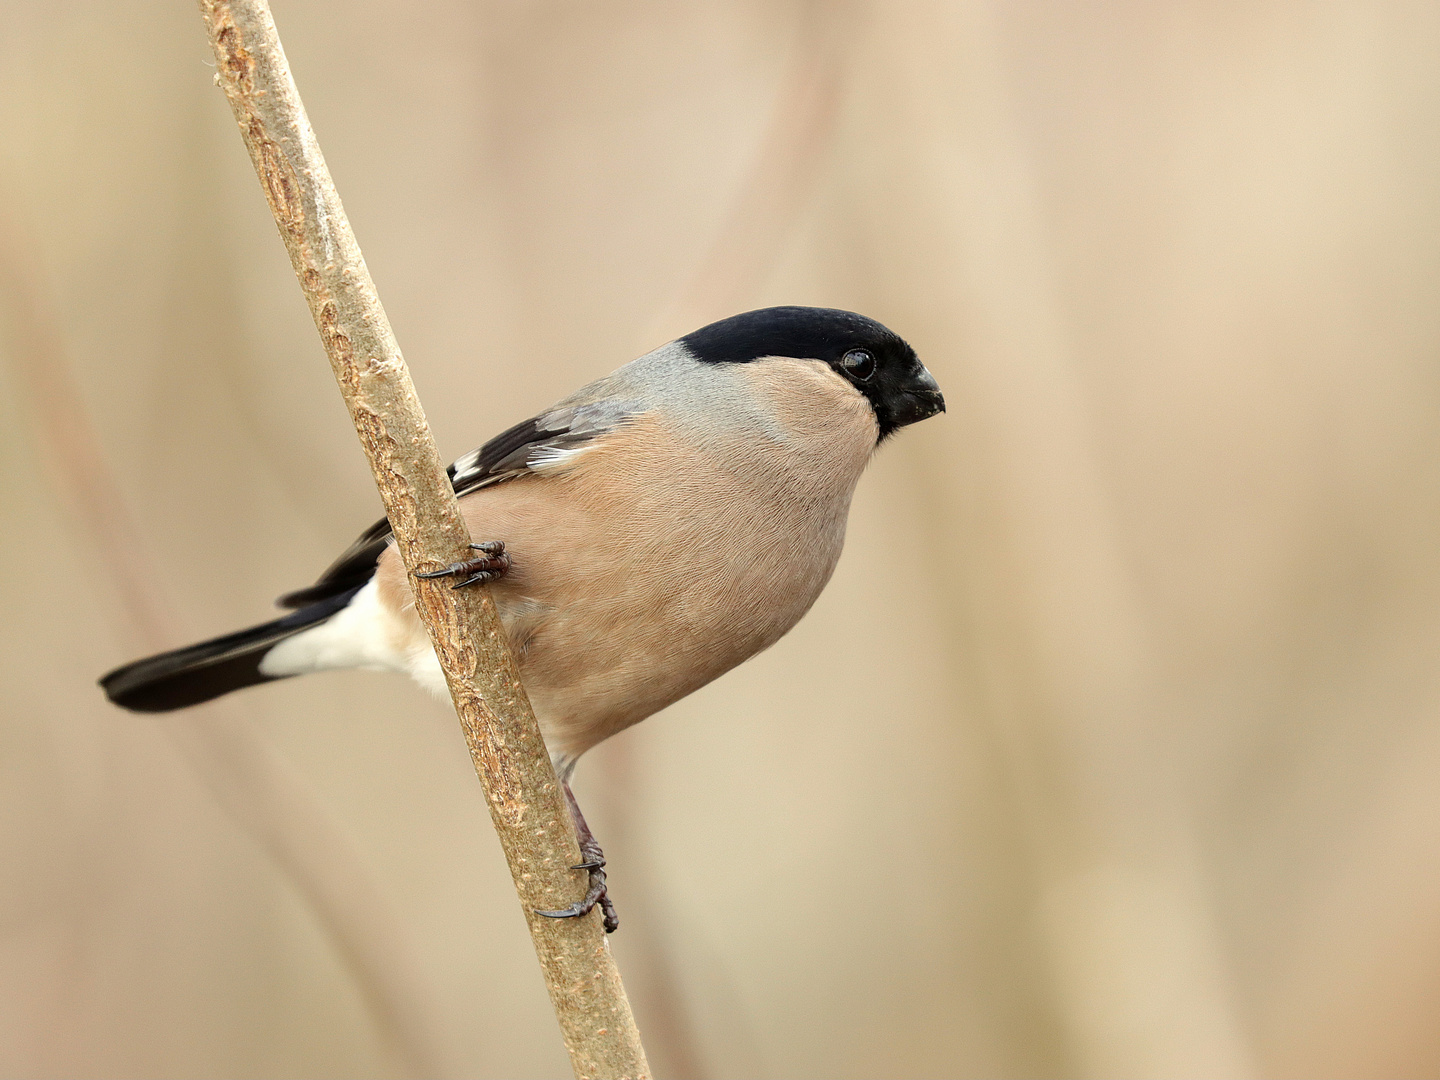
100,305,945,931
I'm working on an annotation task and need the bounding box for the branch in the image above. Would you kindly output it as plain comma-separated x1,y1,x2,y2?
195,2,649,1076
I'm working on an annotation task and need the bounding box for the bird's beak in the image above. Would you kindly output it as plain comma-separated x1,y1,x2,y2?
893,366,945,428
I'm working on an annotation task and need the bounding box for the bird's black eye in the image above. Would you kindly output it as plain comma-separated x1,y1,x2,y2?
840,349,875,381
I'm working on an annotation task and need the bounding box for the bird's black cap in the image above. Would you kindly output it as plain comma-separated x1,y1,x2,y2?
680,306,944,439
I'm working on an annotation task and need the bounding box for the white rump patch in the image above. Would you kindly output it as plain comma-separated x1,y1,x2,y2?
260,580,452,701
261,581,409,677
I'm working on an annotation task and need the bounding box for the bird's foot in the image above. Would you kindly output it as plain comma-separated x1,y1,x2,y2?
535,834,618,933
416,541,510,589
534,780,619,933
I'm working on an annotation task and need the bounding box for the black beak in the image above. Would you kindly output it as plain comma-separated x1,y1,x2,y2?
890,366,945,429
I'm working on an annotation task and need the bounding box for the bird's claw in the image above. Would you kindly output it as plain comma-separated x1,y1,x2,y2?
416,541,510,589
534,838,618,933
535,867,618,933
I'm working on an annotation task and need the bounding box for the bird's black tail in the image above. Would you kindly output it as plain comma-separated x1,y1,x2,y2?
100,588,361,713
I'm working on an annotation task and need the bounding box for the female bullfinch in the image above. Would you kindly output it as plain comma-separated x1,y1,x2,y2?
101,305,945,930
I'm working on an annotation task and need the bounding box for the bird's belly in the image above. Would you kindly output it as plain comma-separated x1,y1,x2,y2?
469,473,850,758
516,528,843,757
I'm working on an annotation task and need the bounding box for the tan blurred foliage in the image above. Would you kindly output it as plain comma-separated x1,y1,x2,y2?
3,1,1440,1077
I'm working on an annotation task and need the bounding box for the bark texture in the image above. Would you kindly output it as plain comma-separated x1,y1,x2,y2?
195,2,649,1075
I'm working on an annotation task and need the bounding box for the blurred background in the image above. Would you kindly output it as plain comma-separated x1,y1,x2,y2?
3,1,1440,1076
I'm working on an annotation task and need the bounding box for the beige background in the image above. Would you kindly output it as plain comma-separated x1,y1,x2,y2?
4,1,1440,1076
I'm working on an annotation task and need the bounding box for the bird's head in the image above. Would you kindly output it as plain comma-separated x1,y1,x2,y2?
679,306,944,441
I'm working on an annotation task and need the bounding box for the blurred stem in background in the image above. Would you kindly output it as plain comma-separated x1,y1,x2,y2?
0,202,453,1077
859,4,1255,1075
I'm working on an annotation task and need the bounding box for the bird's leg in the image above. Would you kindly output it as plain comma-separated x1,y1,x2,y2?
415,540,510,589
535,780,619,933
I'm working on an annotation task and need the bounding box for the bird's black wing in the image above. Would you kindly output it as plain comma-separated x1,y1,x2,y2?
276,400,643,609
